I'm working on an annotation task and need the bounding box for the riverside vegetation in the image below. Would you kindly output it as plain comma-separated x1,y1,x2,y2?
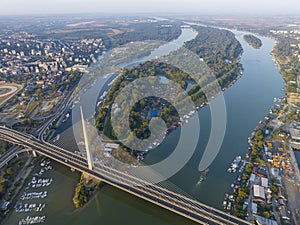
96,26,243,151
243,34,262,49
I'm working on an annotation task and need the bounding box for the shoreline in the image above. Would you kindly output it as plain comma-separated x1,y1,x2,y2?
223,27,300,223
1,155,37,225
96,24,244,158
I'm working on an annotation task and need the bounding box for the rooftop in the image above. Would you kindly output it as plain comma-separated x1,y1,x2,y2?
253,185,265,201
261,177,269,188
289,128,300,140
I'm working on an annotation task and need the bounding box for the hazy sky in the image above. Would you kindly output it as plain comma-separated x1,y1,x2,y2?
1,0,299,15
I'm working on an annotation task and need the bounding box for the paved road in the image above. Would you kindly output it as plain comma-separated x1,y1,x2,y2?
262,153,281,224
0,126,252,225
0,85,18,97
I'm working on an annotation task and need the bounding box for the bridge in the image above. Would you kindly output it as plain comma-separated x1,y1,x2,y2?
0,125,252,225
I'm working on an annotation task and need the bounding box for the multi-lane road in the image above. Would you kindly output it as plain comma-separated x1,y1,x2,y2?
0,126,251,225
0,76,252,225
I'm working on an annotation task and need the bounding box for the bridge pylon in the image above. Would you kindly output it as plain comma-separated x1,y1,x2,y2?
80,106,93,171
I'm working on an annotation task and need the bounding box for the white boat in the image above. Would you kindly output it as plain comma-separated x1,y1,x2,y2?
227,202,231,210
223,201,227,209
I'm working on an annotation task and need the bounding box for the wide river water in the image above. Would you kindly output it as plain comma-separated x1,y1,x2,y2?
7,27,286,225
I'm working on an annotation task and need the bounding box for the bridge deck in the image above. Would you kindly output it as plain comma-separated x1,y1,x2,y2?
0,126,252,225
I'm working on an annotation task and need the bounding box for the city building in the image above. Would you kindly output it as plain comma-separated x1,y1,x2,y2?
253,185,265,203
289,128,300,141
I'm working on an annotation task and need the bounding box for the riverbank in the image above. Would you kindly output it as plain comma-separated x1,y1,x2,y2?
6,22,288,225
243,34,263,49
96,25,243,159
228,97,300,224
0,155,35,225
143,24,286,210
72,174,102,209
271,34,300,225
222,28,300,224
4,160,80,225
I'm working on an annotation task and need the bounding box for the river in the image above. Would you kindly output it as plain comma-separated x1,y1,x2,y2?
6,27,285,225
144,30,285,208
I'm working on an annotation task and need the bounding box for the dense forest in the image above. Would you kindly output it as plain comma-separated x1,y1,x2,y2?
243,34,262,49
96,61,189,139
184,26,243,105
96,26,243,149
112,21,182,46
185,26,242,60
34,19,182,50
273,36,299,94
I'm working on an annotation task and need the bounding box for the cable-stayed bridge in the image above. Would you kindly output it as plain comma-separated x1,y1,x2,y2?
0,125,252,225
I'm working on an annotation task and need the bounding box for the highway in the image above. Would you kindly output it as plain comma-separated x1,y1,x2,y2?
34,90,75,141
0,126,252,225
0,146,28,168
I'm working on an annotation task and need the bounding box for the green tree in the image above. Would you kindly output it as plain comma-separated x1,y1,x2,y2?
263,211,270,219
270,184,278,194
6,167,13,175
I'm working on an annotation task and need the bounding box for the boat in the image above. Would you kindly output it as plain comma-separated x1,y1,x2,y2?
223,201,227,209
227,202,231,211
224,193,229,200
198,168,209,184
227,156,242,173
18,215,46,225
198,177,205,184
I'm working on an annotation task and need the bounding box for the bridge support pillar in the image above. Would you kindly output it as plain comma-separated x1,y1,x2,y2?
80,106,93,171
32,150,37,158
83,173,101,183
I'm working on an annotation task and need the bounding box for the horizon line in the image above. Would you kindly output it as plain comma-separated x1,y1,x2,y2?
0,11,299,18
